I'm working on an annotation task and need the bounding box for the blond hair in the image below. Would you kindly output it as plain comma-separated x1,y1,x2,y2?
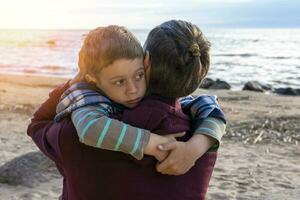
78,25,143,75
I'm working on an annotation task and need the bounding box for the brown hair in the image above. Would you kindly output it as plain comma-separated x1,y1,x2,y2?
78,25,143,75
144,20,211,98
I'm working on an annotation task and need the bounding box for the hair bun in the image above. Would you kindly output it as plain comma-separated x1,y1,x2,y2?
189,43,201,57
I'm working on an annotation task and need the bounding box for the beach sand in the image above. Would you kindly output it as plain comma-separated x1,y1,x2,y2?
0,73,299,200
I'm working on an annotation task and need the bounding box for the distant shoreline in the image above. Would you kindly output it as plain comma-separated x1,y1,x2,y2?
1,72,299,96
0,73,68,87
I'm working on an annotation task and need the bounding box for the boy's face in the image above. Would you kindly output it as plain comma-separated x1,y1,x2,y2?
92,58,146,108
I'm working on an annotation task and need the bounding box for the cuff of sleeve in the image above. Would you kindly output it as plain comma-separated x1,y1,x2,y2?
193,117,226,151
132,129,151,160
195,131,221,151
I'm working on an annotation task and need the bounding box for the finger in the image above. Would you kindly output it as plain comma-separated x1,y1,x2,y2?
156,157,174,172
160,169,175,175
160,168,182,176
157,142,177,151
161,167,188,176
167,132,185,138
158,167,174,175
174,132,186,138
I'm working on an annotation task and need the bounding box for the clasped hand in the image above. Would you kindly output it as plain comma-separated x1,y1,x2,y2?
153,133,208,176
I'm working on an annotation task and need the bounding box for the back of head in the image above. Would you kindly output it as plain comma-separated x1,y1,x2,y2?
79,25,143,75
144,20,211,98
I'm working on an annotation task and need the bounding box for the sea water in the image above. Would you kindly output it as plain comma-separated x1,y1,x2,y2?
0,28,299,89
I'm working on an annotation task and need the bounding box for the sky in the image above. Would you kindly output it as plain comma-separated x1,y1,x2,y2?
0,0,299,29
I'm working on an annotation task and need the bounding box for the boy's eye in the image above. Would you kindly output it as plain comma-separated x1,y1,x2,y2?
114,79,125,86
135,72,144,81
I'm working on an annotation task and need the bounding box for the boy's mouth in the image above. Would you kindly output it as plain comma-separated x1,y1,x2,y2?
126,97,142,105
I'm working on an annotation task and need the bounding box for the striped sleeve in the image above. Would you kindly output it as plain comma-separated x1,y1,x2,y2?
71,106,150,160
180,95,226,123
180,95,227,150
194,117,226,151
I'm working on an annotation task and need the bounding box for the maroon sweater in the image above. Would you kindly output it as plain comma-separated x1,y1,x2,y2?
27,83,217,200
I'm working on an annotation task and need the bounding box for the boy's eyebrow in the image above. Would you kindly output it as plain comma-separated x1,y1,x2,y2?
135,67,144,72
109,67,144,80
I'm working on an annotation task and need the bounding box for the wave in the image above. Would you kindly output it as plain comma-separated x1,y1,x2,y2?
215,53,259,57
265,56,300,60
215,54,300,60
214,61,237,66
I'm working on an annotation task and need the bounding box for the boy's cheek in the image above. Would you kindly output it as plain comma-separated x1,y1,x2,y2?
140,81,147,96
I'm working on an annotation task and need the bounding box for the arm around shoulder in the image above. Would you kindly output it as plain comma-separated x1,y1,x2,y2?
71,106,151,160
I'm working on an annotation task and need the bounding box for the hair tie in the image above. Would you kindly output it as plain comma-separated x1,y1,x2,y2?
189,43,201,57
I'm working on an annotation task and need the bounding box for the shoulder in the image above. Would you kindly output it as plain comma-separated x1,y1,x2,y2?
72,105,110,116
54,118,85,159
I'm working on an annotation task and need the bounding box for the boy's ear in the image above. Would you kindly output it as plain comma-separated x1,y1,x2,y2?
85,74,97,84
143,51,151,71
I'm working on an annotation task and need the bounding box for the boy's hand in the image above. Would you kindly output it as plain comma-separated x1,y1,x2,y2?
144,132,185,162
155,141,198,175
156,134,216,175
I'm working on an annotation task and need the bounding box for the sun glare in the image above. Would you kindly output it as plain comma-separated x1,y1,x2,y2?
0,0,80,29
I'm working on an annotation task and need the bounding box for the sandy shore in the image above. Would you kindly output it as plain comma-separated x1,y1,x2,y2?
0,73,300,200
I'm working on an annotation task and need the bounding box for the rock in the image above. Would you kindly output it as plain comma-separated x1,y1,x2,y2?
0,151,60,188
200,78,231,90
209,79,231,90
47,39,56,47
274,87,300,96
243,81,272,92
200,78,215,89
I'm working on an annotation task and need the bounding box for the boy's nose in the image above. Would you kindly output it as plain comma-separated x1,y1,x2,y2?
127,80,138,94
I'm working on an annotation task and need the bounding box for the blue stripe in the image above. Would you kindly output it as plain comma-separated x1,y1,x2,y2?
76,112,98,128
73,108,90,120
68,90,99,99
198,102,215,109
72,90,99,98
193,96,213,105
97,108,108,115
80,118,100,140
130,128,142,155
203,118,222,131
179,96,193,105
192,101,215,112
96,118,112,147
191,103,213,114
114,124,128,151
194,105,216,117
196,127,216,136
66,93,87,103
